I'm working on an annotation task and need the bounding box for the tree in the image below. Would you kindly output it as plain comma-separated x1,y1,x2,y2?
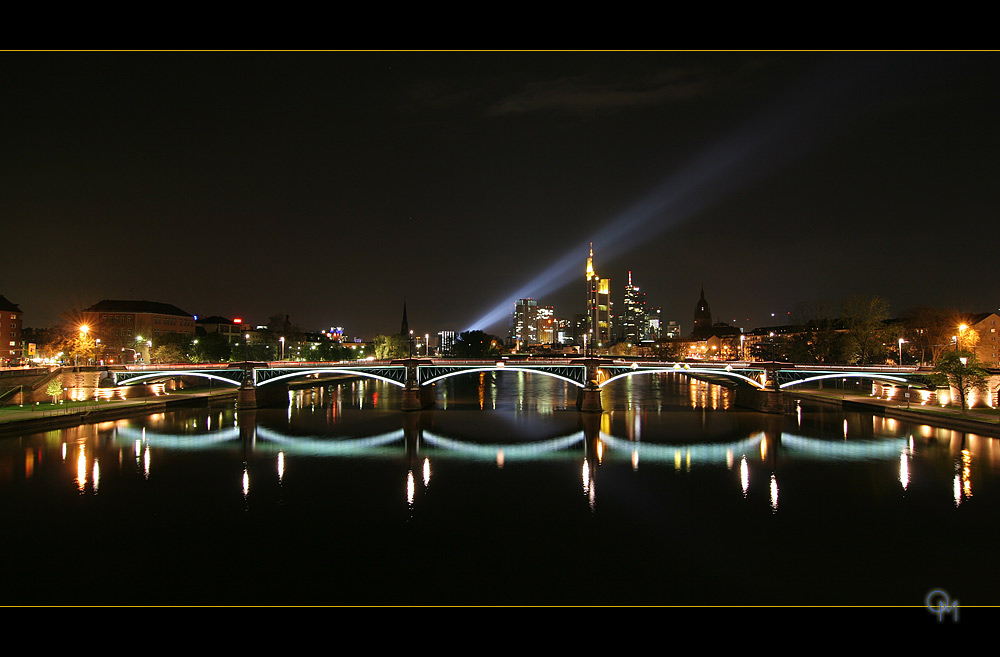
933,351,989,411
192,332,232,363
790,301,849,364
46,379,62,404
70,332,98,365
152,333,193,364
609,342,638,357
902,306,960,365
152,343,187,364
372,334,409,359
842,295,890,365
453,331,502,358
956,322,980,352
653,339,684,361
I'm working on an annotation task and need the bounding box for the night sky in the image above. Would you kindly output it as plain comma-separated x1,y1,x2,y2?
3,51,997,339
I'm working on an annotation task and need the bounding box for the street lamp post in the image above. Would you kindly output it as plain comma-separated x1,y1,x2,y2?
898,338,905,366
279,336,285,361
76,324,89,367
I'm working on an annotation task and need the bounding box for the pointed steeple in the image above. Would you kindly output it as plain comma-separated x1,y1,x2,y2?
400,299,409,337
693,285,712,337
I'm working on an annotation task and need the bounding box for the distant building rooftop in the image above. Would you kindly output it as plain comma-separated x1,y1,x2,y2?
197,315,233,324
84,299,192,317
0,295,21,313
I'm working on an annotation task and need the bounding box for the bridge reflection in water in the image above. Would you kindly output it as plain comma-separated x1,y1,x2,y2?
109,392,914,517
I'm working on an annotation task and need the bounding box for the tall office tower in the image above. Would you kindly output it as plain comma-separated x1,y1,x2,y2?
644,306,662,341
537,305,555,344
621,271,646,344
512,298,539,346
557,318,573,344
585,244,611,349
437,330,455,355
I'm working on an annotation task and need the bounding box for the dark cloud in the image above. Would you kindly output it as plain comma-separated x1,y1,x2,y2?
485,68,715,116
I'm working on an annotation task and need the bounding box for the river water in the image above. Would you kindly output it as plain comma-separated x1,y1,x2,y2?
1,373,997,605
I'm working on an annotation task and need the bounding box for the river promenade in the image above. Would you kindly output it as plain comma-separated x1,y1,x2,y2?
789,388,1000,436
0,389,236,436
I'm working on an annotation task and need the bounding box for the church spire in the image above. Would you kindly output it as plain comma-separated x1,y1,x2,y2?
400,298,409,337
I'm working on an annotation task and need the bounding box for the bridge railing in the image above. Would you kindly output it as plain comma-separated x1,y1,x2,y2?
266,360,394,367
124,363,236,370
431,358,579,366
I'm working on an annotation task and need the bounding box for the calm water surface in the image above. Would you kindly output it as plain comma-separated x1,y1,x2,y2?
2,373,998,605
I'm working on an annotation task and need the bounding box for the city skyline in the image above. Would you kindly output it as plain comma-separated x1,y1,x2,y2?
3,51,997,337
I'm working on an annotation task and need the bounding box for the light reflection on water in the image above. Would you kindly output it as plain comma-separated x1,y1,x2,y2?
3,372,1000,605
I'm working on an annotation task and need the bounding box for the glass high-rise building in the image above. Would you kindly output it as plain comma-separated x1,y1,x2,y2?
512,298,538,346
621,271,646,344
586,244,611,349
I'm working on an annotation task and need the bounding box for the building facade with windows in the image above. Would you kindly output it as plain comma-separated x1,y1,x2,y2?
585,245,611,350
512,298,539,347
620,271,645,345
0,295,22,366
82,300,196,359
968,312,1000,367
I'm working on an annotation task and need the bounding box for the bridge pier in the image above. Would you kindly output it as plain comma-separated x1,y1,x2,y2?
237,360,257,410
576,385,602,412
576,358,603,412
237,384,257,410
733,385,784,413
401,359,435,411
401,383,435,411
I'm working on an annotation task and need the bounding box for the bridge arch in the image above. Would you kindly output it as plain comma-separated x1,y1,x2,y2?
778,372,916,390
419,366,586,388
115,371,243,387
257,368,407,388
598,367,765,389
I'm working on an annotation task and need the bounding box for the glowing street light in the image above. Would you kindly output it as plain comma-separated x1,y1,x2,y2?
75,325,89,366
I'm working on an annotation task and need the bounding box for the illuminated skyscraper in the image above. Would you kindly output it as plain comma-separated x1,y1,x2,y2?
512,298,538,346
537,305,555,344
437,330,455,354
620,270,646,344
586,244,611,349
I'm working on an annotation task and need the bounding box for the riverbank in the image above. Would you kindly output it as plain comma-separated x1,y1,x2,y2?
0,388,237,437
790,388,1000,437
